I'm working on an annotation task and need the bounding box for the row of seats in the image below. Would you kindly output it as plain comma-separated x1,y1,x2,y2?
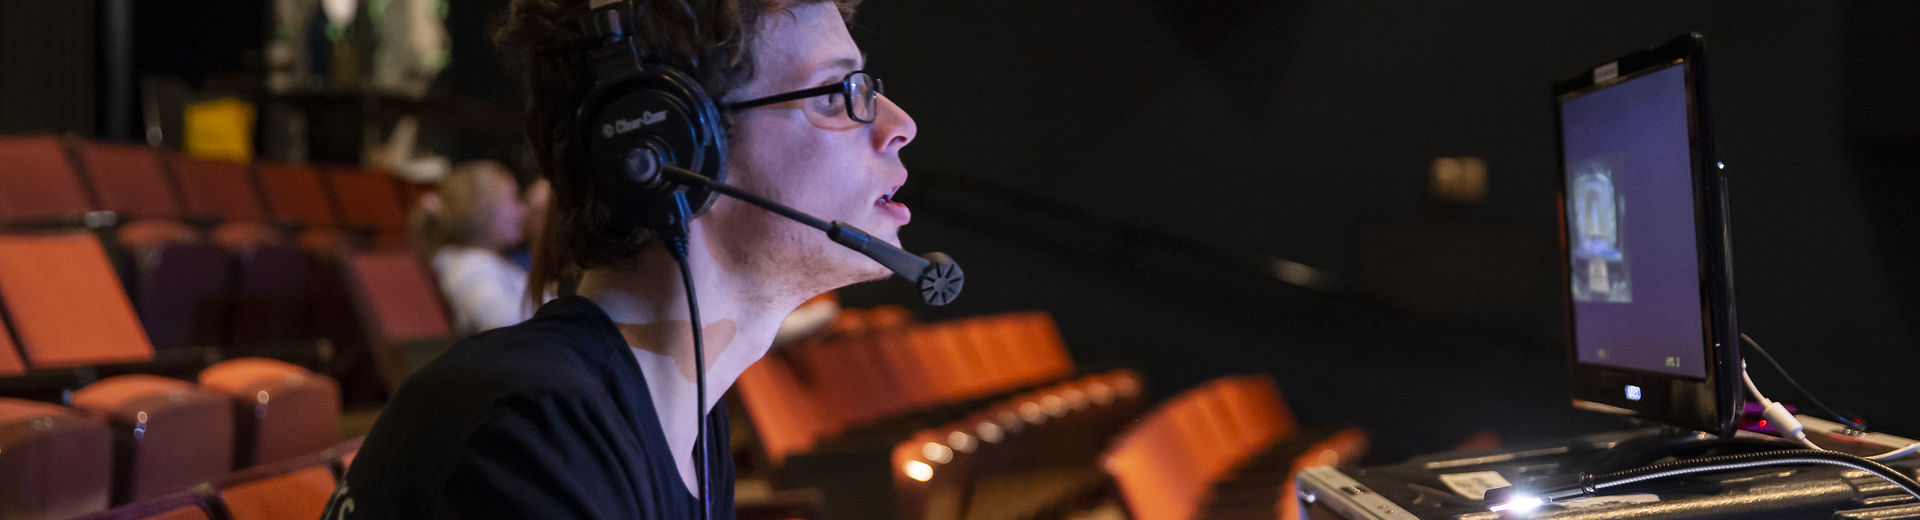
0,232,452,400
891,369,1143,520
0,134,422,252
0,358,340,520
0,135,448,368
71,437,363,520
735,309,1077,466
1098,375,1368,520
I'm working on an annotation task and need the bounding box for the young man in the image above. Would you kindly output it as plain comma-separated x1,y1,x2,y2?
323,0,914,517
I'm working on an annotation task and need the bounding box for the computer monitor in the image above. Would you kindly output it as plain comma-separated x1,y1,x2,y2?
1553,33,1741,436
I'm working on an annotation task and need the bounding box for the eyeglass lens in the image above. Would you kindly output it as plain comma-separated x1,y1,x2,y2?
850,72,880,123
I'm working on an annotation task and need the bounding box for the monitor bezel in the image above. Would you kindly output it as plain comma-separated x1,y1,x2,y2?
1551,33,1741,437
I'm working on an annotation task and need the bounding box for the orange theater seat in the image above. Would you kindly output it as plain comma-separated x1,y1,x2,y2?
323,166,408,239
342,250,454,389
72,487,216,520
0,313,25,376
1014,312,1074,382
0,398,114,520
71,375,234,504
735,354,826,465
1100,374,1344,520
168,155,267,224
0,233,156,368
70,141,186,222
0,135,94,226
216,463,336,520
70,141,183,219
256,162,351,253
1103,411,1204,520
255,163,336,229
69,140,202,250
198,358,342,469
167,154,284,251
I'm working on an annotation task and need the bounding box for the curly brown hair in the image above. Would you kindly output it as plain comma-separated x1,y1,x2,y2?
494,0,859,305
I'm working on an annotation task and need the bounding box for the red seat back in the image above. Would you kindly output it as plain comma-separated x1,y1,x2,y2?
169,155,266,223
324,166,407,232
342,250,452,344
0,233,155,367
255,163,336,227
0,135,94,225
71,141,184,220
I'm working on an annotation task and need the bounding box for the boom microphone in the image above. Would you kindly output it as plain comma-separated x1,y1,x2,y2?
640,160,964,305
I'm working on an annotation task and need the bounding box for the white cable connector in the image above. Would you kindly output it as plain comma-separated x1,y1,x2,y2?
1743,362,1814,448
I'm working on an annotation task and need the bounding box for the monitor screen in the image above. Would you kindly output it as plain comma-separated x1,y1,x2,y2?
1558,64,1706,379
1553,33,1740,436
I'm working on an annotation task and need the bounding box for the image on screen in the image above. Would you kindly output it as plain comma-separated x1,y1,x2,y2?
1559,63,1706,378
1569,153,1631,303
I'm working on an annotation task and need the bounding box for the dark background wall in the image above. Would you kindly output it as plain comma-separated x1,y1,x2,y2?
834,0,1919,458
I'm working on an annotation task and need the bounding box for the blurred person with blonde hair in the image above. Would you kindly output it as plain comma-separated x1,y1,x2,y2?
410,160,533,334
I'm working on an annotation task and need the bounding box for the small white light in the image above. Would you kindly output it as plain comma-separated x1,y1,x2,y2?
922,442,953,464
948,431,976,453
1717,161,1726,169
903,460,934,482
1488,495,1544,513
976,422,1003,443
1625,385,1643,401
1019,402,1045,424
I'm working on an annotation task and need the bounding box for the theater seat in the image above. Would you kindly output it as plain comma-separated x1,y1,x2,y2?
0,398,114,520
198,358,341,469
166,155,283,244
225,245,311,345
0,135,94,226
69,140,202,250
0,313,25,377
216,463,336,520
72,486,216,520
70,141,184,222
341,250,455,390
735,354,827,466
324,166,408,249
0,233,156,368
1100,375,1364,520
257,163,352,253
134,242,237,350
71,375,235,504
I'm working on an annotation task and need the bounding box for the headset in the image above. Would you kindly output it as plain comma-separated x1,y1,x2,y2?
574,2,724,517
574,0,726,237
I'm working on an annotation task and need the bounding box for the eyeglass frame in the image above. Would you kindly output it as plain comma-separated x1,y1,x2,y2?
724,70,884,124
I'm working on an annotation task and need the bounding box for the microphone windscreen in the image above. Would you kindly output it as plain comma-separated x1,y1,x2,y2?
918,252,964,306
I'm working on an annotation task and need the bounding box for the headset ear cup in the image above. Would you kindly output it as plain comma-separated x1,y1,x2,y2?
575,55,727,234
656,65,727,217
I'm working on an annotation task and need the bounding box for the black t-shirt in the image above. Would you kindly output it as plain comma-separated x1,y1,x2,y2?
323,296,735,519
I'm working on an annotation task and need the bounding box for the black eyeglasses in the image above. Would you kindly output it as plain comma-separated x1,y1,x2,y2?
726,70,884,124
